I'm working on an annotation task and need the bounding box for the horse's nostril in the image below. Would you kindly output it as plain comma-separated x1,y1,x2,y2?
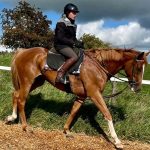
130,85,141,93
135,88,141,93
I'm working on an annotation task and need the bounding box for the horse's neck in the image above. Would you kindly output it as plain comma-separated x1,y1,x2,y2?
102,54,133,76
86,49,135,76
102,60,124,76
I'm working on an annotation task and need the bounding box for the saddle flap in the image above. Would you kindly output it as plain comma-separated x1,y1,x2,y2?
47,52,65,70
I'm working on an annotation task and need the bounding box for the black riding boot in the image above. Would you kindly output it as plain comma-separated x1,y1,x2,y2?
55,58,76,83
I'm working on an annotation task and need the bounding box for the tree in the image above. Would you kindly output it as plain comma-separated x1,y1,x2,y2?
0,1,54,50
80,33,110,49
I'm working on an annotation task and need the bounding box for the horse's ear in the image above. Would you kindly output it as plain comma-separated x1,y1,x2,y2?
136,52,144,60
146,51,150,56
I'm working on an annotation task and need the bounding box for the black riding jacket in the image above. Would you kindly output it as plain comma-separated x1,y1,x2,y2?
54,16,77,49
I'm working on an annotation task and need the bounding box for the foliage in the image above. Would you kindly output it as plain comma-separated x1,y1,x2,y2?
80,33,110,49
0,52,13,66
0,1,54,50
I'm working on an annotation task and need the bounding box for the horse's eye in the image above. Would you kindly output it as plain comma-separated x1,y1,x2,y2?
135,63,143,73
137,68,142,72
136,65,142,73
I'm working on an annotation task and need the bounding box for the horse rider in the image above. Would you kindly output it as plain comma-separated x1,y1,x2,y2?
54,3,84,83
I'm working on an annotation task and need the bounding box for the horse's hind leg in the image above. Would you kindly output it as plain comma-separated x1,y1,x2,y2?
17,95,26,130
64,98,84,135
6,85,31,131
6,91,18,123
17,86,32,131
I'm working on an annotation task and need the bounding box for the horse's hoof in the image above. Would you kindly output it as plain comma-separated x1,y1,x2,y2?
22,124,28,132
64,130,74,138
5,116,15,125
25,127,34,134
5,120,13,125
115,143,123,149
66,133,74,138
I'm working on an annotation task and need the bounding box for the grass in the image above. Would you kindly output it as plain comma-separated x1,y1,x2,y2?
0,52,150,143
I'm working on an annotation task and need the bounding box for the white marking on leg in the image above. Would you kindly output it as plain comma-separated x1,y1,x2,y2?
108,120,122,145
142,64,145,80
12,108,17,119
7,108,17,122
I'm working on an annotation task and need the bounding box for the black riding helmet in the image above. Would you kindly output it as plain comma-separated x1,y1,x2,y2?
64,3,79,15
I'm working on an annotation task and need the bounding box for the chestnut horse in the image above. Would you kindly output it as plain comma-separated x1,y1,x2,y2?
6,47,149,149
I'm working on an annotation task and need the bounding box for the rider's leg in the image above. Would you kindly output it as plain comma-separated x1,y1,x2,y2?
55,47,78,83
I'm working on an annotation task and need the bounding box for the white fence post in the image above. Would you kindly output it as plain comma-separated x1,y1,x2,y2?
0,66,11,71
110,77,150,85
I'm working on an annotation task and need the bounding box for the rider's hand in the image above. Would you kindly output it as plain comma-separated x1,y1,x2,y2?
74,40,84,48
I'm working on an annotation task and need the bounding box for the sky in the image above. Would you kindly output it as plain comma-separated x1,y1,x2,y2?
0,0,150,52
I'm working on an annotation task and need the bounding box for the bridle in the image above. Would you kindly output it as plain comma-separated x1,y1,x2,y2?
86,53,144,98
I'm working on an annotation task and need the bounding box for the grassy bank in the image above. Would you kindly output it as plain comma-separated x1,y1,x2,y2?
0,53,150,143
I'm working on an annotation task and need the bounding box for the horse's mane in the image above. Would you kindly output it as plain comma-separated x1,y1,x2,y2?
86,48,140,62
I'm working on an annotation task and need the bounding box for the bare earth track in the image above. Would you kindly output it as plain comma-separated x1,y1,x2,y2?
0,121,149,150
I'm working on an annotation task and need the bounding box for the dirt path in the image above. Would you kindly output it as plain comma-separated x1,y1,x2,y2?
0,121,149,150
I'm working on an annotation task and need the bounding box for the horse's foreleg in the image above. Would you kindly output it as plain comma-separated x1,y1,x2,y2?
107,120,123,148
64,98,84,135
6,91,18,123
90,91,123,149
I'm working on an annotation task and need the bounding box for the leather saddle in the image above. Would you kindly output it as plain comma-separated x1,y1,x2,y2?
46,47,84,74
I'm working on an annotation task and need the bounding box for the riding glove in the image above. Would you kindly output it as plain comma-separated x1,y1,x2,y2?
74,40,84,48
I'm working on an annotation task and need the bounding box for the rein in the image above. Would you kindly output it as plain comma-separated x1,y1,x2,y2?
103,85,128,99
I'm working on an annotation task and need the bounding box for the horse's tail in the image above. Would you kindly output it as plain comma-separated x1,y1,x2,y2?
11,63,19,90
11,49,22,90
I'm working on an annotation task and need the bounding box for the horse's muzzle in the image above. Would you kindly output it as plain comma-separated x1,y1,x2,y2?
130,83,141,93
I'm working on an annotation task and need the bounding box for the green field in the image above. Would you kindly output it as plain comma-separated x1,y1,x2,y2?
0,52,150,143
